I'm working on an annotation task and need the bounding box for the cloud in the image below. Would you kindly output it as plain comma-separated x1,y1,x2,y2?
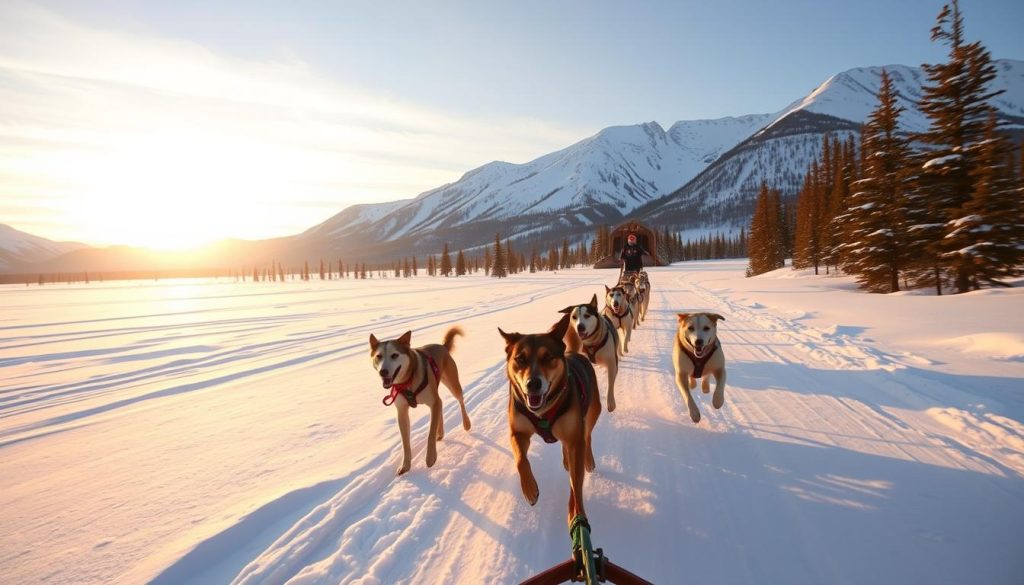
0,2,591,247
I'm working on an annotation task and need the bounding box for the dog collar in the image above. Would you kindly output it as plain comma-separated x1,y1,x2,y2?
382,350,440,408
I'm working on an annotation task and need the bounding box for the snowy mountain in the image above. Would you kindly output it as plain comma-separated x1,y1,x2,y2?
5,60,1022,274
297,115,772,258
0,224,87,271
645,59,1024,234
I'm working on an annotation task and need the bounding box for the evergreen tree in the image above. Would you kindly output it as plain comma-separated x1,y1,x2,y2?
946,111,1024,288
427,255,435,276
492,233,507,278
548,245,559,271
561,239,571,269
747,183,785,275
912,0,1004,293
506,238,517,274
792,173,813,269
403,257,411,278
440,242,453,277
842,69,913,292
455,249,467,276
530,247,538,273
484,245,492,275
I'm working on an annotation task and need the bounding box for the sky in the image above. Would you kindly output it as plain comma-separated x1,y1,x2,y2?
1,0,1022,249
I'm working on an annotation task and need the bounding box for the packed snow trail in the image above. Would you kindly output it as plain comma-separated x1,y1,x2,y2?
165,268,1022,585
2,263,1022,584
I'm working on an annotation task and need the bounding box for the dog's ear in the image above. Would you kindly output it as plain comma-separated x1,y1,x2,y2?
604,285,611,293
548,312,571,344
397,331,412,347
558,305,575,315
369,334,379,351
708,313,725,323
498,328,523,354
677,313,690,323
589,294,598,308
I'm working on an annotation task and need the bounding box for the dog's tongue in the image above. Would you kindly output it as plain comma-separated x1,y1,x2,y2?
381,378,393,389
527,394,544,409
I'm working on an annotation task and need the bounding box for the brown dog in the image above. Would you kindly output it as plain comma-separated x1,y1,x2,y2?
369,327,471,475
672,313,727,423
499,313,602,528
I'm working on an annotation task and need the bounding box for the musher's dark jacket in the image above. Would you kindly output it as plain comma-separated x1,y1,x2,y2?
619,243,647,272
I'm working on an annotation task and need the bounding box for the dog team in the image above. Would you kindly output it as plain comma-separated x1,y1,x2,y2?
367,266,728,530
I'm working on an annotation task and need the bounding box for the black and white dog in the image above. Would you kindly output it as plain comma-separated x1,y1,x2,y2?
561,294,622,412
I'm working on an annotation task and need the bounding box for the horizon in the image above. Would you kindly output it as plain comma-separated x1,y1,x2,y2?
2,0,1023,250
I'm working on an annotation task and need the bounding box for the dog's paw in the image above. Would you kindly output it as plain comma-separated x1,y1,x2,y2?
606,396,616,413
689,406,701,424
462,417,472,432
397,462,411,476
523,480,539,506
425,450,437,468
585,454,596,473
713,390,725,410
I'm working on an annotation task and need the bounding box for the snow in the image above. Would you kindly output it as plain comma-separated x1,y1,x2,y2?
922,154,962,169
1,262,1023,584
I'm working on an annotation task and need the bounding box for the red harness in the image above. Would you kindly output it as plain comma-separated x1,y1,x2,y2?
382,351,440,408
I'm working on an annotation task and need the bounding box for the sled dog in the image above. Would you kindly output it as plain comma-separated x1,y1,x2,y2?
672,313,727,424
369,327,471,475
499,313,602,528
560,294,622,412
603,285,635,354
632,272,651,323
619,280,642,328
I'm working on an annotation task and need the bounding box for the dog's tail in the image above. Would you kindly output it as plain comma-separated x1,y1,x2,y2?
443,327,464,352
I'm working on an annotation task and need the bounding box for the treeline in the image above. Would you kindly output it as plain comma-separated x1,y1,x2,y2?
748,0,1024,294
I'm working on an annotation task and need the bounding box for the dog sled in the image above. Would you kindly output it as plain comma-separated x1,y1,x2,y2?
520,515,652,585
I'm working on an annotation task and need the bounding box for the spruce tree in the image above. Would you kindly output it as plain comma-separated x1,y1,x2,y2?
747,184,773,276
912,0,1004,293
506,238,517,274
947,111,1024,287
492,233,507,278
792,172,816,270
842,69,913,293
561,239,571,269
455,249,466,276
440,242,452,277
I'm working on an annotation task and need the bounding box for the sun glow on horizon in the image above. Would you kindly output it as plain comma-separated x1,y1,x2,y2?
0,2,589,250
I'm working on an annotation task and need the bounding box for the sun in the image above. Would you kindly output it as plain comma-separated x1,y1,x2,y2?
66,132,297,250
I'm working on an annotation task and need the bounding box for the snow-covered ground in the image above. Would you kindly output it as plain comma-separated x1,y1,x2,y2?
1,261,1022,585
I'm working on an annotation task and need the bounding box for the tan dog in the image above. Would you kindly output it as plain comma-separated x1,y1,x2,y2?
499,314,602,528
672,313,727,424
560,294,621,412
369,328,471,475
